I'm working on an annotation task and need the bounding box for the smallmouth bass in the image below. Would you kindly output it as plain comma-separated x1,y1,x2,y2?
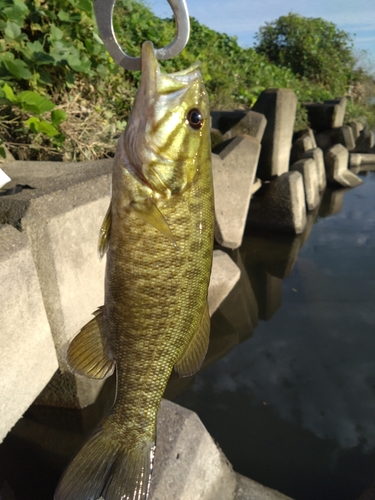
54,41,214,500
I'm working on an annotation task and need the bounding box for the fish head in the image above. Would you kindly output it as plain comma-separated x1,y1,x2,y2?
123,41,211,198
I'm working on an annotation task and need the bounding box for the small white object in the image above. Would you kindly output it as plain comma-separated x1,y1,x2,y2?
0,168,11,189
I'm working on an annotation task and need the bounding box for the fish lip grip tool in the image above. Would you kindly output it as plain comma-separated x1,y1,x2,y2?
94,0,190,71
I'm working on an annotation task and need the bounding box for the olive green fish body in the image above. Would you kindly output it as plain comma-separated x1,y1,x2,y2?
55,40,213,500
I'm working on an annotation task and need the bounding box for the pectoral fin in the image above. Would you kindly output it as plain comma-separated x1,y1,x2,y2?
67,307,115,380
131,197,178,249
98,201,112,260
174,302,210,377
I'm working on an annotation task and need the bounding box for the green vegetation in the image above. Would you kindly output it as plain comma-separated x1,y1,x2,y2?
0,0,374,161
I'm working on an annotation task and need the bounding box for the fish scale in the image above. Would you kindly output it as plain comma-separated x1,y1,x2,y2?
55,40,213,500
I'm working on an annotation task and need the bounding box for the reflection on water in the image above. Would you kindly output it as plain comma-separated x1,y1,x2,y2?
172,171,375,500
1,172,375,500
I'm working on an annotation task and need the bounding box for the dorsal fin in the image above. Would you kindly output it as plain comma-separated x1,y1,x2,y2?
131,197,178,249
174,302,210,377
98,201,112,260
67,307,115,380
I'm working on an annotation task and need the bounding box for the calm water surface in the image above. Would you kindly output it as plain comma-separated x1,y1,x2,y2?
1,171,375,500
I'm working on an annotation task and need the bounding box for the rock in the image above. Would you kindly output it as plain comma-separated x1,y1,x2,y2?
0,225,58,442
222,110,267,142
290,158,320,210
212,135,261,249
247,171,307,234
325,144,363,188
208,250,241,316
252,88,298,180
289,134,314,165
301,148,326,191
303,97,346,132
355,129,375,153
150,399,237,500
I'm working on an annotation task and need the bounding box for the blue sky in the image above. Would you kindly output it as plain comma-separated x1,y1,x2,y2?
148,0,375,70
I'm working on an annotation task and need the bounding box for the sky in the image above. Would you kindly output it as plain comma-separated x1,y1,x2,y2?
148,0,375,70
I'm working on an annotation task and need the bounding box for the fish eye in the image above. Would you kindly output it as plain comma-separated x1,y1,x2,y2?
186,108,204,130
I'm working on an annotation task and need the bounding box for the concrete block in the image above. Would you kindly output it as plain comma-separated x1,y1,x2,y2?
212,135,261,249
0,225,58,443
331,125,356,151
253,88,298,180
210,128,223,150
349,153,375,168
208,250,241,316
301,148,326,191
150,399,237,500
210,110,246,134
290,158,319,211
0,159,113,408
348,120,364,140
355,129,375,153
315,130,334,151
222,110,267,142
293,128,317,148
325,144,363,188
289,134,313,165
303,97,346,132
247,171,307,234
234,473,293,500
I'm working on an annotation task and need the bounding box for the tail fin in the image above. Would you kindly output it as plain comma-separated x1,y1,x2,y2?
54,424,155,500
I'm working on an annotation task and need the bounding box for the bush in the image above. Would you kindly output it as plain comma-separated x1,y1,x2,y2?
255,13,355,94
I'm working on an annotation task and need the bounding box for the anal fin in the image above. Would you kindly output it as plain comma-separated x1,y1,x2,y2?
67,307,115,380
98,201,112,260
131,197,178,249
174,301,210,377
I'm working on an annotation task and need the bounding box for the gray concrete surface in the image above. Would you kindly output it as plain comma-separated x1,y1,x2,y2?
325,144,363,187
212,135,260,249
290,158,319,210
222,110,267,142
302,147,326,191
349,153,375,167
303,98,346,132
355,129,375,153
0,225,58,443
247,171,306,234
208,249,241,316
332,125,356,151
149,399,293,500
348,120,364,140
253,89,297,180
289,134,313,165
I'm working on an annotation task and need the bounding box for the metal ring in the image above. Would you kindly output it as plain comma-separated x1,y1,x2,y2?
94,0,190,71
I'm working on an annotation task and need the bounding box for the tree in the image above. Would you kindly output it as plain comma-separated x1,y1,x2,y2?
254,13,355,91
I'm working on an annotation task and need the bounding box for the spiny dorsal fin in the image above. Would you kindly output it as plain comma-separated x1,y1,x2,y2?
131,197,178,249
174,302,210,377
98,201,112,260
67,307,115,380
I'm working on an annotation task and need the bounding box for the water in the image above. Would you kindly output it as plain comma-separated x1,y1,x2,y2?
1,171,375,499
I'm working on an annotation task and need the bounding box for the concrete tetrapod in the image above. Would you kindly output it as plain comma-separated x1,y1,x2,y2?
0,225,58,442
325,144,363,188
247,171,307,234
301,148,326,191
212,135,261,249
290,158,320,211
253,88,298,180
